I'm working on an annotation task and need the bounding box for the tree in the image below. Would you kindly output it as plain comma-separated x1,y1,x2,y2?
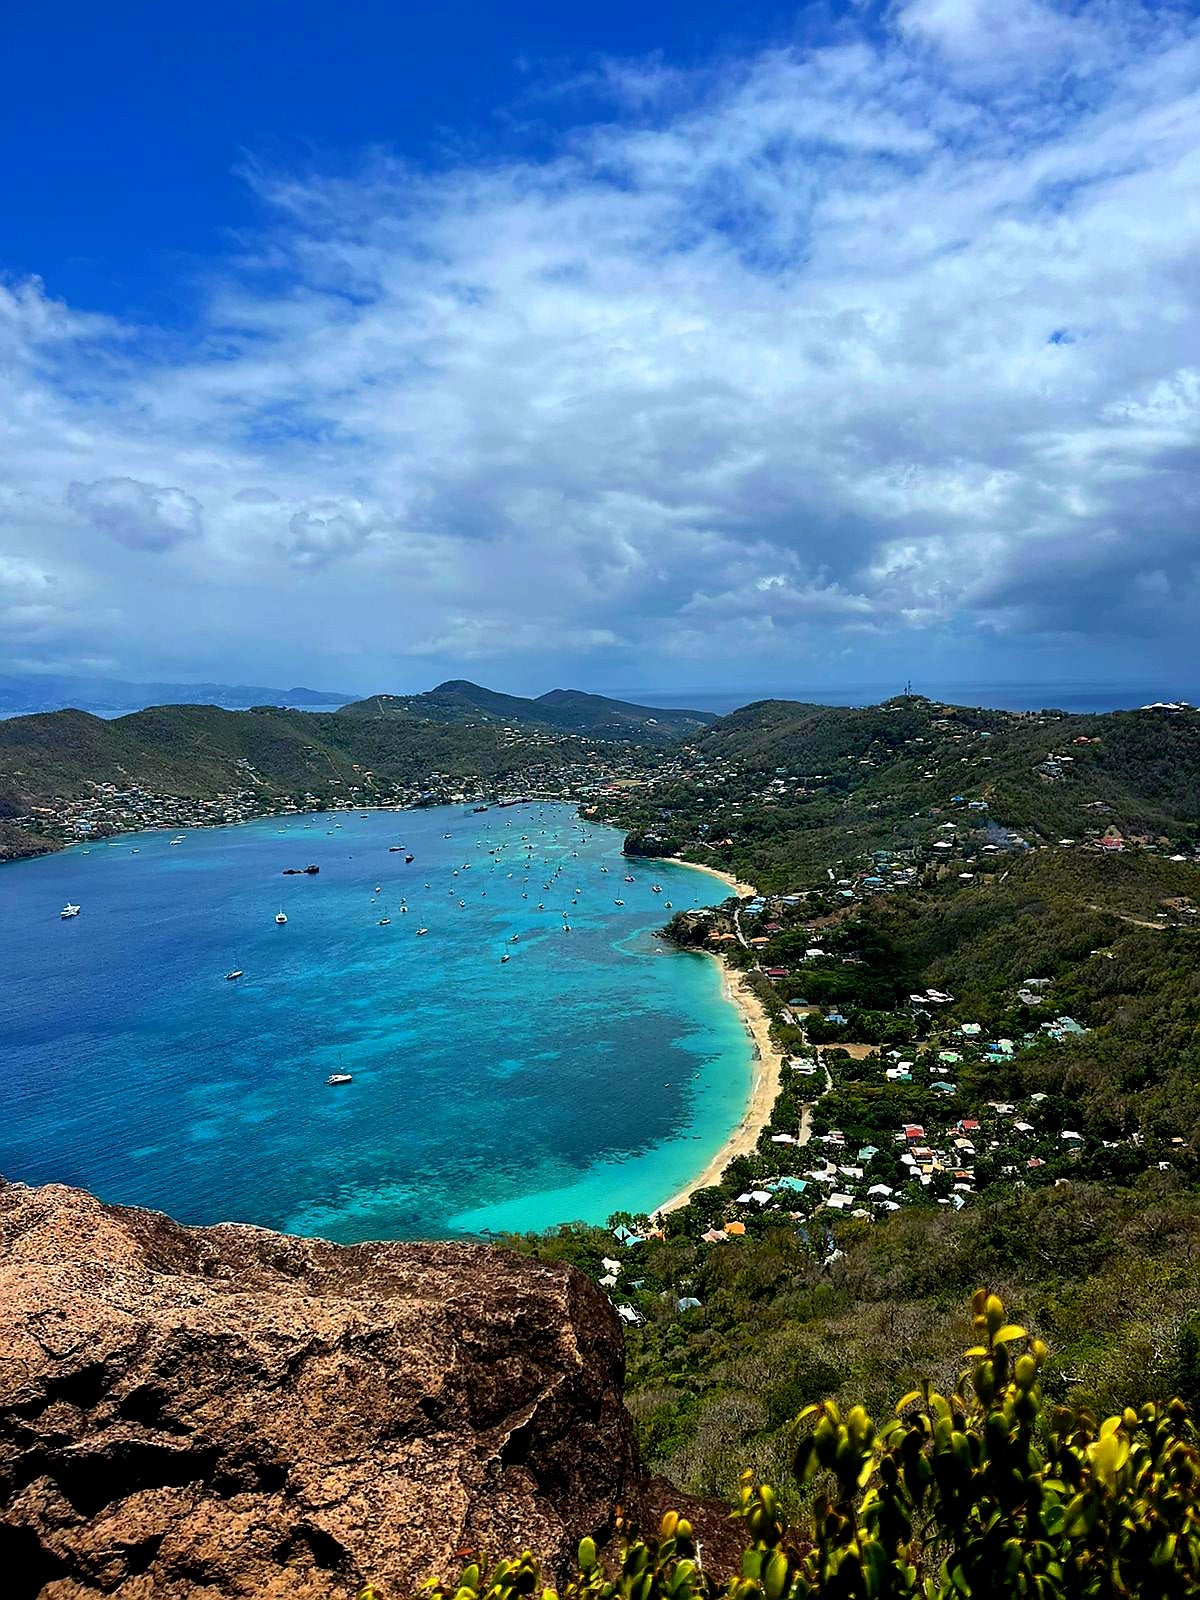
405,1291,1200,1600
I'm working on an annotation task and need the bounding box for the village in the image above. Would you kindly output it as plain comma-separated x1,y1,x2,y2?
6,728,662,853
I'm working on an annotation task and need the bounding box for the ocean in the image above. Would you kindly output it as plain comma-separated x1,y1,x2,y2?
0,805,751,1241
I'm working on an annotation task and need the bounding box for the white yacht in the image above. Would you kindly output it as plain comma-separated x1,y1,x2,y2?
60,903,81,919
275,910,288,924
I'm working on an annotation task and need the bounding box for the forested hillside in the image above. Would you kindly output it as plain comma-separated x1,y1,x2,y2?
505,844,1200,1504
336,680,715,741
609,697,1200,888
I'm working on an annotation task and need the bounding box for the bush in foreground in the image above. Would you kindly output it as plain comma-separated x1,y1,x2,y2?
376,1291,1199,1600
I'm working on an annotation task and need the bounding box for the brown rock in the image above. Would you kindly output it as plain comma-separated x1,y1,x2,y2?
0,1179,646,1599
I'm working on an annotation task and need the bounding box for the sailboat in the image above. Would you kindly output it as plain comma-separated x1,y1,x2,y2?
275,910,288,924
60,903,81,919
225,968,244,981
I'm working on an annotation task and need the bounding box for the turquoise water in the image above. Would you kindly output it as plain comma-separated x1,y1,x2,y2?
0,805,750,1241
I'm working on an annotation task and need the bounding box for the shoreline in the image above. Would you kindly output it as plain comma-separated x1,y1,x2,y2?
653,957,785,1216
669,858,756,899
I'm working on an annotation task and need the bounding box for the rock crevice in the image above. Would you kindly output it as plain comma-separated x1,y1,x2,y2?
0,1180,641,1599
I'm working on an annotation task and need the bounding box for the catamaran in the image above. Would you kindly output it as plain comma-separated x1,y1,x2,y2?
275,910,288,924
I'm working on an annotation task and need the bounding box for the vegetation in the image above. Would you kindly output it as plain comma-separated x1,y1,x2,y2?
503,844,1200,1505
608,697,1200,890
400,1291,1200,1599
337,680,716,741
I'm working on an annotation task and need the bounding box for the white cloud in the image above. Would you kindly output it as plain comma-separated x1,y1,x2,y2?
282,499,378,569
66,478,203,552
1,2,1199,687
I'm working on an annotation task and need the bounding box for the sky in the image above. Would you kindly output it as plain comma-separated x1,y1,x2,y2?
2,0,1199,698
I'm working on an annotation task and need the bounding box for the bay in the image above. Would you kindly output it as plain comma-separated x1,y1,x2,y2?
0,804,750,1241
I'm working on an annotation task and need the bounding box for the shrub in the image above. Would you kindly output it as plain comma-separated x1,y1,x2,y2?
396,1291,1200,1600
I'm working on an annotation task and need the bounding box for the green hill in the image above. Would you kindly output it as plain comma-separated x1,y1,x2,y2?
607,697,1200,888
336,680,716,741
0,697,644,855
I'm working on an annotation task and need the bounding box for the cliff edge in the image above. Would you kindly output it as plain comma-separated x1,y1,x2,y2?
0,1179,644,1599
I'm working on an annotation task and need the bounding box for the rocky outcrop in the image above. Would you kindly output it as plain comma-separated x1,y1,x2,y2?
0,1180,645,1599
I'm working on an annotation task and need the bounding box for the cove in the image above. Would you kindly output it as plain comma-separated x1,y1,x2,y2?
0,803,751,1241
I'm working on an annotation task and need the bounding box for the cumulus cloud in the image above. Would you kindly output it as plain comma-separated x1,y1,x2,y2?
2,1,1200,688
282,499,377,569
66,478,203,552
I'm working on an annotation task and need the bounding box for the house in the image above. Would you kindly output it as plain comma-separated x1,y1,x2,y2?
723,1220,746,1236
771,1176,808,1194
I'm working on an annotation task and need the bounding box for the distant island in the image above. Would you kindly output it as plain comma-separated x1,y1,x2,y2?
0,672,359,718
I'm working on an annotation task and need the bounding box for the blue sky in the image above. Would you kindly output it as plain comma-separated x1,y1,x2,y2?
2,0,1198,696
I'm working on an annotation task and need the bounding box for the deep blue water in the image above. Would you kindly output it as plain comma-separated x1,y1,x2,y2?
0,805,750,1241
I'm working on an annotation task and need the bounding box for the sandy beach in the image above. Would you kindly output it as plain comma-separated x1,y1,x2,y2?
674,858,758,899
654,960,786,1215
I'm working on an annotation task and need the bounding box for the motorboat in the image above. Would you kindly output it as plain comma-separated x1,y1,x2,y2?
326,1073,353,1086
225,968,244,981
378,916,391,926
500,953,511,963
275,910,288,924
416,927,429,936
60,903,81,919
